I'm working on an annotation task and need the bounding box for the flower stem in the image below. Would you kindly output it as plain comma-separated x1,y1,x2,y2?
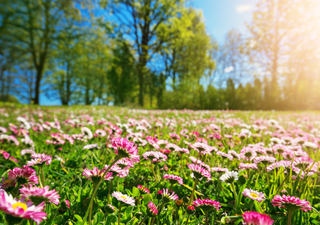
41,166,45,187
151,163,158,182
83,156,120,225
189,178,199,205
287,211,293,225
205,211,209,225
107,181,112,204
48,206,61,225
185,215,190,225
118,202,122,225
138,215,147,225
231,183,238,209
265,165,270,187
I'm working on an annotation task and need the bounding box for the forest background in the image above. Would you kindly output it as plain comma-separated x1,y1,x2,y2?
1,0,320,110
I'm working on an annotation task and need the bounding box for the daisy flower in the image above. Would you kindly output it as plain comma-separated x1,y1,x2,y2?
175,148,190,154
147,201,158,217
163,174,183,185
192,142,209,152
111,191,135,206
169,133,180,141
187,205,196,214
210,167,229,175
116,158,134,169
216,151,233,161
83,167,113,183
242,211,274,225
267,161,301,175
239,163,258,170
137,185,150,194
166,143,180,151
293,157,314,171
95,129,107,137
228,150,240,160
81,127,93,139
1,150,10,159
303,141,317,150
254,156,276,165
7,166,39,186
27,154,52,167
0,189,47,225
143,151,167,163
240,147,257,161
20,185,60,205
105,165,129,178
242,189,265,202
189,156,211,170
271,195,311,212
188,164,211,179
105,204,115,214
193,199,221,212
17,117,31,130
112,137,139,161
161,189,179,202
220,171,238,184
157,140,169,148
83,143,99,150
272,144,288,154
21,149,36,157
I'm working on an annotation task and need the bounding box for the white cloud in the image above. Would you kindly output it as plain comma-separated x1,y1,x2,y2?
235,4,254,13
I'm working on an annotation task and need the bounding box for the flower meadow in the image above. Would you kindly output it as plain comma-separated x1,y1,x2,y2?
0,105,320,225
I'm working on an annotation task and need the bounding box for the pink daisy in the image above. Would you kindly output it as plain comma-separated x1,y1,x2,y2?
216,151,233,161
163,174,183,185
192,142,210,152
27,154,52,167
271,195,311,212
21,149,36,157
188,164,211,179
161,189,179,202
137,185,150,194
20,185,60,205
112,137,140,162
7,166,39,186
293,157,314,171
239,163,258,170
210,167,229,174
242,189,265,202
240,147,257,161
0,189,47,225
83,167,113,183
147,201,158,217
254,156,276,165
193,199,221,212
111,191,135,206
242,211,274,225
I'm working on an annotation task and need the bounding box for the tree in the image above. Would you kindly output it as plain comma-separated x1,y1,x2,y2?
107,41,137,105
102,0,185,106
4,0,84,104
246,0,318,109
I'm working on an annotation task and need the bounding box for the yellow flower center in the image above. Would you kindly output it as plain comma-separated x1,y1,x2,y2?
250,193,258,198
120,195,127,200
12,203,28,211
37,159,41,162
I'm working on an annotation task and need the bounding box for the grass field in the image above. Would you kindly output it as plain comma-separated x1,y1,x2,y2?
0,105,320,225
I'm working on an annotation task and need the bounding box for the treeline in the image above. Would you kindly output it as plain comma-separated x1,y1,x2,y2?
1,0,320,110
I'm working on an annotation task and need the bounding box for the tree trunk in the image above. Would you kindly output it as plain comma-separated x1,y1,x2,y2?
138,68,144,107
34,68,43,105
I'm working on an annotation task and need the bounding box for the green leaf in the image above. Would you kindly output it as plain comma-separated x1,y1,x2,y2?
132,187,140,197
74,214,83,222
143,194,153,205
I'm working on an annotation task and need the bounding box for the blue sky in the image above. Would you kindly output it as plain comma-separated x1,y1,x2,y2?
41,0,260,105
